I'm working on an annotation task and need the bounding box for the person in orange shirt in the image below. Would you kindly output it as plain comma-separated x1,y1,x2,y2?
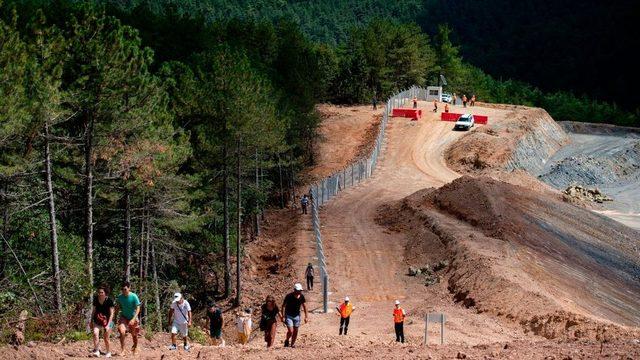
336,297,354,335
433,99,438,112
393,300,406,343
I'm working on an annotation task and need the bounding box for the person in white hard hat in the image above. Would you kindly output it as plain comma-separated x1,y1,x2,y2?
393,300,406,343
168,292,192,351
335,296,354,335
281,283,308,348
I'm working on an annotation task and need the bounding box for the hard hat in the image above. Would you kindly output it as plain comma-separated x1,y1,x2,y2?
394,300,400,305
294,283,303,291
344,296,350,302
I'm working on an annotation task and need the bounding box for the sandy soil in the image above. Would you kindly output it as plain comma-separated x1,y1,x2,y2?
301,104,384,183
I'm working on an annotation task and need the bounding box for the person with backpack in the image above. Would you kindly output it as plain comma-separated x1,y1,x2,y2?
260,295,282,348
206,301,225,347
90,285,115,358
305,263,314,291
236,308,253,345
300,194,309,215
393,300,406,343
281,283,308,348
336,296,354,335
115,281,141,356
168,292,192,351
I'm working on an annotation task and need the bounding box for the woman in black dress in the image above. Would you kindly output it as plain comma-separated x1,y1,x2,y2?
260,295,282,348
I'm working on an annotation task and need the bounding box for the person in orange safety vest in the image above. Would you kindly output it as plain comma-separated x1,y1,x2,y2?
336,297,354,335
393,300,406,343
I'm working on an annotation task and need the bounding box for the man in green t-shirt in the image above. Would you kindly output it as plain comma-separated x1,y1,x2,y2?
115,281,141,356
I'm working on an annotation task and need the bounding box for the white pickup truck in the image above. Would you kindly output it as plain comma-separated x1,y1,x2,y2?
454,114,475,131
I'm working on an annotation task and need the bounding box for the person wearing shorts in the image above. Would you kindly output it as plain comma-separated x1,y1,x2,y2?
90,285,115,357
168,292,192,351
115,282,141,357
207,301,225,347
281,283,308,348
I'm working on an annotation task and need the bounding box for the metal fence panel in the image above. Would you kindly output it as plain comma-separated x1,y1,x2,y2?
309,86,428,313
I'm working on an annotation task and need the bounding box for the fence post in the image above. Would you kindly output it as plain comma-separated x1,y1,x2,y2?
323,273,328,313
424,315,429,346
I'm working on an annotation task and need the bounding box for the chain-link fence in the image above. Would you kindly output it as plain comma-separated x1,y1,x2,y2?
309,86,428,312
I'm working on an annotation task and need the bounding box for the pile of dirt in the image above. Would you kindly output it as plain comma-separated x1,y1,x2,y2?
445,108,568,175
379,176,640,341
562,185,612,203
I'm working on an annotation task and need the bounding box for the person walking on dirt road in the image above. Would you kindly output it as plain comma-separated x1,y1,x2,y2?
444,103,450,113
413,97,418,109
453,93,457,106
115,282,141,356
372,95,378,110
305,263,314,291
393,300,406,343
168,292,192,351
471,94,476,107
336,296,354,335
90,285,115,358
301,194,309,214
433,99,438,112
207,301,225,347
462,94,468,108
260,295,282,348
281,283,308,348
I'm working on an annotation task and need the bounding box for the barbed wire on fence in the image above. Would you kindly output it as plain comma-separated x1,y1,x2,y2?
309,86,428,312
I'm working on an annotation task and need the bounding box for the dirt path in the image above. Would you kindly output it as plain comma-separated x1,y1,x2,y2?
297,103,533,346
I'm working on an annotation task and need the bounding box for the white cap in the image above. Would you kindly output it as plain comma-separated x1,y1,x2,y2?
394,300,400,305
344,296,350,302
294,283,303,291
173,293,182,302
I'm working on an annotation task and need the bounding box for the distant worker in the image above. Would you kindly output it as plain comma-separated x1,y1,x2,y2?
236,308,252,345
412,97,418,109
470,94,476,107
281,283,308,348
305,262,314,291
336,296,354,335
444,103,450,113
372,95,378,110
462,94,468,108
452,93,457,106
393,300,406,343
433,99,438,112
300,194,309,215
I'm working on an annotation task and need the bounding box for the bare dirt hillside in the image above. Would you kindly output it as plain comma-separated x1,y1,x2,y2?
379,176,640,339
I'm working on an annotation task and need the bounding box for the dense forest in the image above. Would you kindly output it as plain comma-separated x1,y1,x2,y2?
0,0,637,343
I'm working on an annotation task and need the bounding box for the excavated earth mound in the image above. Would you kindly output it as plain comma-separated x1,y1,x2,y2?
381,176,640,341
445,108,568,175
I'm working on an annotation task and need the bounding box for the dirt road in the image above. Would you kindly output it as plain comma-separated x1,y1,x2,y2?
297,103,531,346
